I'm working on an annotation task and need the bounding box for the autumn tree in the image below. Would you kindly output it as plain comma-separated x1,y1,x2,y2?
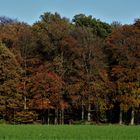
106,21,140,125
66,26,109,122
0,21,38,111
32,12,72,124
26,63,66,124
0,13,140,125
0,44,21,123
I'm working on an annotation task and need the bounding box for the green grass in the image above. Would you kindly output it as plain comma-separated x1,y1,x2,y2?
0,125,140,140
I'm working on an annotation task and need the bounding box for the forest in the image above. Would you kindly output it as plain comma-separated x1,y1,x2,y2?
0,12,140,125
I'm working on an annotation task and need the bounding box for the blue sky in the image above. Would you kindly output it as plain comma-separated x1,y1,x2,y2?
0,0,139,24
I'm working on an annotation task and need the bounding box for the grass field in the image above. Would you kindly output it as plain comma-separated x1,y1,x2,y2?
0,125,140,140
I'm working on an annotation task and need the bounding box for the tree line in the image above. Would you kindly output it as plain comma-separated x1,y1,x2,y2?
0,13,140,125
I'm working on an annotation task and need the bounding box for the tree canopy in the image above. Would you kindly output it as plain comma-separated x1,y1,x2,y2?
0,13,140,125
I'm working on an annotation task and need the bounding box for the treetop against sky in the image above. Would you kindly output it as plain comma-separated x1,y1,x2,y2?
0,0,140,25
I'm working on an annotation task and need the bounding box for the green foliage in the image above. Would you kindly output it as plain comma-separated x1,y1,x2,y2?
14,111,37,124
73,14,112,38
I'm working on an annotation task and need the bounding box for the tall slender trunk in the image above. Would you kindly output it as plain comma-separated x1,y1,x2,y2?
23,66,27,110
24,96,27,110
13,109,15,124
119,109,123,125
59,110,62,124
61,109,64,124
54,108,58,124
47,109,50,125
23,44,27,110
42,110,45,124
88,103,91,122
82,100,84,121
130,108,135,125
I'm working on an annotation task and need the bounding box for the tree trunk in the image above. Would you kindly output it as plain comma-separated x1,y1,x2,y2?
130,108,135,125
59,110,62,124
47,109,50,125
61,109,64,124
23,44,27,111
54,109,58,124
82,103,84,121
42,110,45,124
13,109,15,124
119,109,123,125
88,103,91,122
24,96,27,110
